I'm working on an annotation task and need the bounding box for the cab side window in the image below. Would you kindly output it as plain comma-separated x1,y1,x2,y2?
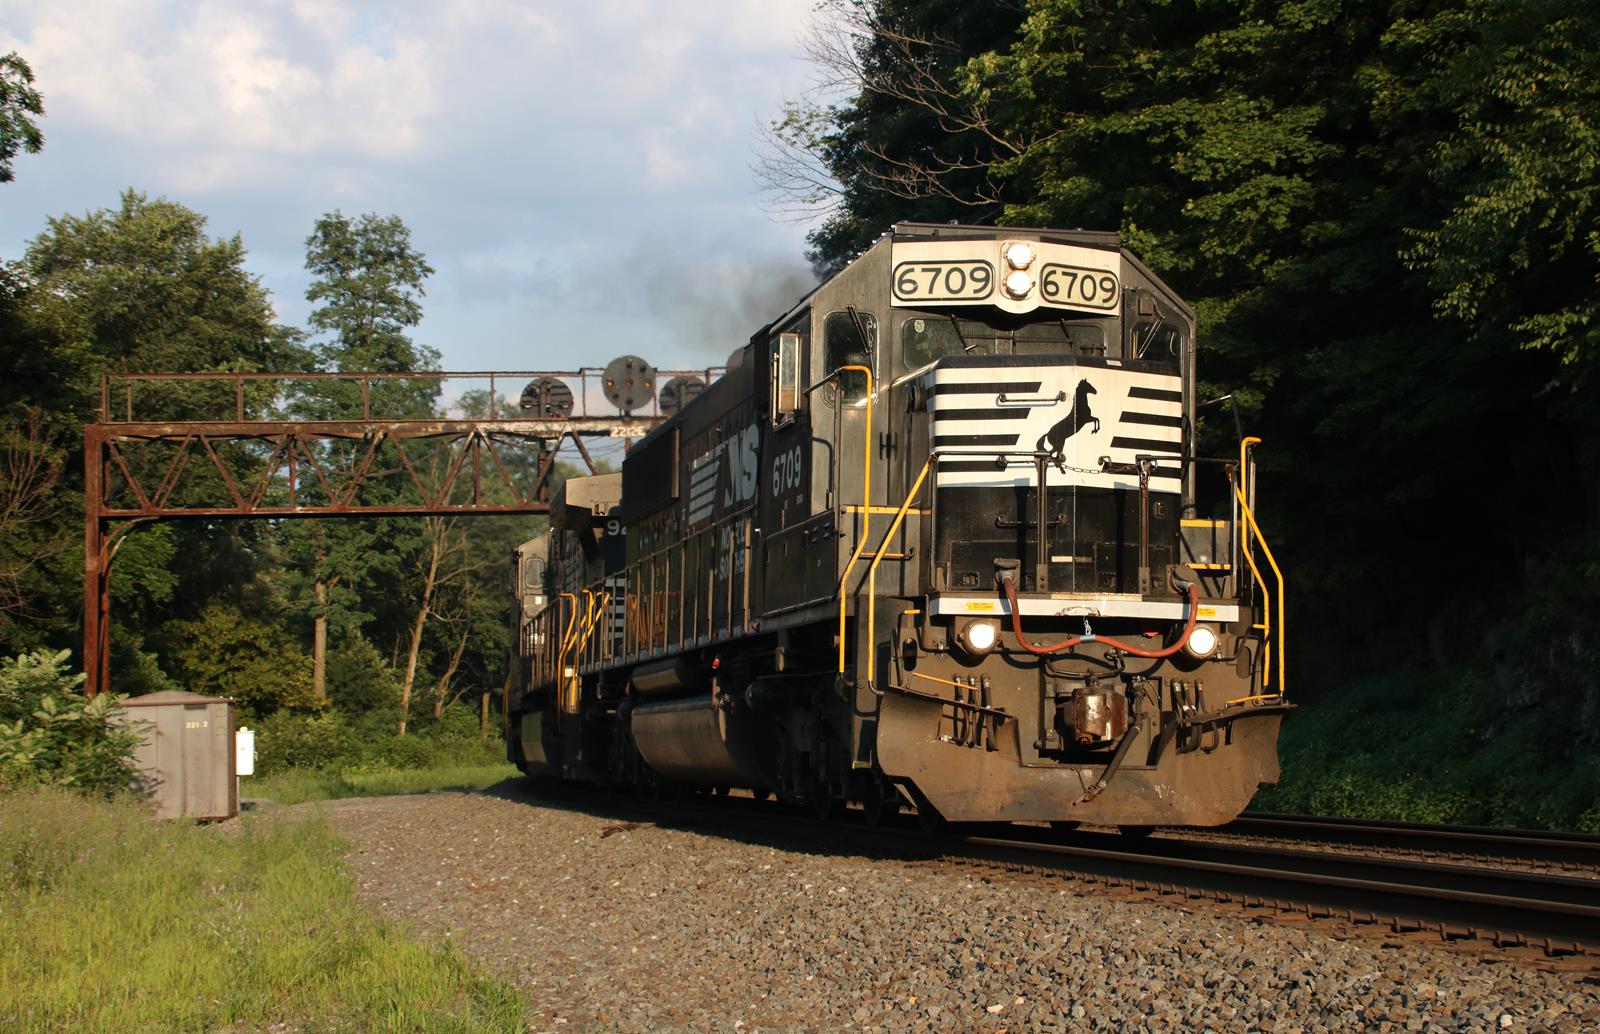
823,310,877,403
771,332,802,424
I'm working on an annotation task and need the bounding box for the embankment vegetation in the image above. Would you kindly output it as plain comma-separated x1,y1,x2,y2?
0,787,526,1033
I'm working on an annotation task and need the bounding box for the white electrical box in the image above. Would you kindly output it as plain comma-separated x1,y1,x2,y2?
235,726,256,777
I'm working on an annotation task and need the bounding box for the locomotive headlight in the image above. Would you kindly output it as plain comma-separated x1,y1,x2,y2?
1183,624,1219,660
1004,242,1036,270
1003,270,1034,299
957,619,999,655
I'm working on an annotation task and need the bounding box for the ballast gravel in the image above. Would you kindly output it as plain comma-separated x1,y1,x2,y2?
321,786,1600,1033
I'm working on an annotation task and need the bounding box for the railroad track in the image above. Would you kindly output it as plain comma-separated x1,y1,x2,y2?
943,824,1600,964
1217,811,1600,870
496,780,1600,965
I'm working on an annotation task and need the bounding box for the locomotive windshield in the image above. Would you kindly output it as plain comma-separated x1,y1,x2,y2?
900,313,1114,368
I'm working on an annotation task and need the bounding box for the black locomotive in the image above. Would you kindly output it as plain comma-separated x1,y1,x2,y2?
508,223,1289,828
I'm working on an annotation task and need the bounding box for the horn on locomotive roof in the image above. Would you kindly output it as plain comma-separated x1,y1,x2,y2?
602,355,657,415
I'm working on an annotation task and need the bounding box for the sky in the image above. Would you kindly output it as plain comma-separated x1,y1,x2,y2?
0,0,828,381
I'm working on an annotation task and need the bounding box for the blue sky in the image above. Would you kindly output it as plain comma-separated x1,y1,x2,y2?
0,0,825,377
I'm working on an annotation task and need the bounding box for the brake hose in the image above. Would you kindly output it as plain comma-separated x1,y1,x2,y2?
999,574,1200,659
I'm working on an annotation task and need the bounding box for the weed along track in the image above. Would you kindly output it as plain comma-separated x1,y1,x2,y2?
325,783,1600,1032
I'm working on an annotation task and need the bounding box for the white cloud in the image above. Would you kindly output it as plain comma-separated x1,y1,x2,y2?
0,0,823,368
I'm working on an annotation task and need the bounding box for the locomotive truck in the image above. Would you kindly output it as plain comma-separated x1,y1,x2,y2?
508,222,1289,829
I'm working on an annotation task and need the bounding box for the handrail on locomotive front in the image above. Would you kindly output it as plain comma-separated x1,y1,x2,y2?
862,454,935,693
1234,437,1286,698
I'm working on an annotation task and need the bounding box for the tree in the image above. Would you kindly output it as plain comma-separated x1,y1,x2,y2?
0,409,65,639
26,191,300,381
292,211,437,705
758,0,1029,275
0,52,43,184
304,210,437,374
392,511,500,735
166,603,316,717
1394,0,1600,390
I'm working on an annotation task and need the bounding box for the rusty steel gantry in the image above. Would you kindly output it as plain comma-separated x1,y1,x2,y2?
83,365,702,697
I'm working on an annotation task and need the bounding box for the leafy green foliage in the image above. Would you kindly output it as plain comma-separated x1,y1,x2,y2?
304,209,438,377
24,191,301,386
252,705,503,777
1392,0,1600,386
0,650,140,794
325,634,402,714
1258,664,1600,831
0,51,43,184
166,603,316,716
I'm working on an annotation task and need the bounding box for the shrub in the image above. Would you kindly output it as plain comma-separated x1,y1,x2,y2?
252,711,358,774
0,649,140,794
325,635,400,715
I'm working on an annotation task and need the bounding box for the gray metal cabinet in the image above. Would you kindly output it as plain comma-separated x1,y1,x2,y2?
117,690,237,820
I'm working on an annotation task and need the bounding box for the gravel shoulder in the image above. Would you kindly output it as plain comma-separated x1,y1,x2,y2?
318,784,1600,1033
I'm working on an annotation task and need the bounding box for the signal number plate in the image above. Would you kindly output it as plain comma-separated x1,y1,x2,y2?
1040,264,1120,311
893,260,994,302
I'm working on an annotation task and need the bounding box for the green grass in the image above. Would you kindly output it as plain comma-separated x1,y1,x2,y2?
0,787,527,1033
245,761,518,805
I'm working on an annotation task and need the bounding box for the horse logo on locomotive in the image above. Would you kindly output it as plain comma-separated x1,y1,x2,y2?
509,223,1289,829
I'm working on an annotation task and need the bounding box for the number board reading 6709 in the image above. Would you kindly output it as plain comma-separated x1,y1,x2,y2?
893,260,994,302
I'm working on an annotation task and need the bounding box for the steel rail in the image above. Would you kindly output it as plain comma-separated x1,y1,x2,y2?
1223,812,1600,868
949,831,1600,955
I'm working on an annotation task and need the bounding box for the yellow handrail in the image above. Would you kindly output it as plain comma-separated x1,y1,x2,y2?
827,364,874,674
863,454,934,690
552,592,578,683
1235,515,1273,687
555,591,586,712
1232,437,1286,697
564,590,609,713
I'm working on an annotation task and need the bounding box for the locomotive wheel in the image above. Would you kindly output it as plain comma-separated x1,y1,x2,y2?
750,787,771,802
811,791,839,822
1049,820,1081,834
1118,825,1156,838
862,780,900,828
903,783,945,833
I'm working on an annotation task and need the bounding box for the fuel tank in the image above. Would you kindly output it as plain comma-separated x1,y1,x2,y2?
630,693,764,787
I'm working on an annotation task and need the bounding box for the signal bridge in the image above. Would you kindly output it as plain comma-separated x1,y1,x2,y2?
82,358,720,697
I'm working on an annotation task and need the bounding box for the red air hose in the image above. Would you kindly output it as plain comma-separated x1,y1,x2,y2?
999,575,1200,658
